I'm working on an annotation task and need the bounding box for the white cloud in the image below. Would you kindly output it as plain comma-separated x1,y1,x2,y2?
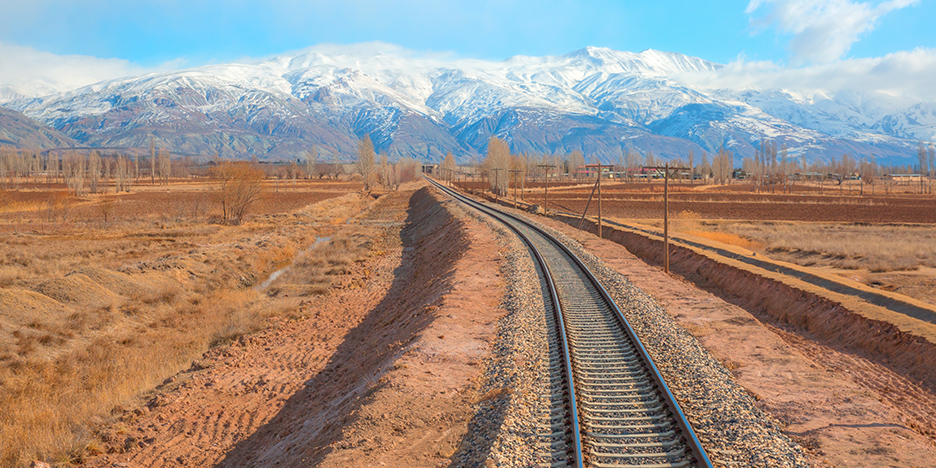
747,0,919,64
0,42,171,98
674,47,936,101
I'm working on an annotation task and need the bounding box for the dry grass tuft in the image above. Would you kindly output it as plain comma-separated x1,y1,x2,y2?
0,285,264,467
262,228,376,298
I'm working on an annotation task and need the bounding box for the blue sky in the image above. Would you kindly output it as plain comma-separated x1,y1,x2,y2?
1,0,935,98
1,0,932,65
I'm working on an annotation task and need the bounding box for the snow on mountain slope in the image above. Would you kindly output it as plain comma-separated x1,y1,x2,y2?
1,45,928,164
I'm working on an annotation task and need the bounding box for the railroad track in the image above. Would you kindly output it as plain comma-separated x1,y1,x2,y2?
426,177,712,468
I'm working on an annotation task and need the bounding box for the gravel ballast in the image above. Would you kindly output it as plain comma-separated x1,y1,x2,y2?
438,188,810,467
448,198,552,467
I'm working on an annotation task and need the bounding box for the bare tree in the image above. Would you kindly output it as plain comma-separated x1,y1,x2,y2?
305,146,318,179
860,155,878,195
88,150,101,193
289,161,299,188
688,150,695,183
484,137,510,195
712,146,733,184
926,143,936,193
150,136,156,185
398,157,420,183
64,153,86,196
644,150,656,168
355,135,376,191
99,198,116,223
331,152,342,179
379,152,389,188
115,156,132,193
133,152,140,182
567,150,585,180
624,148,640,181
440,151,456,182
210,161,265,225
699,151,711,182
157,148,171,185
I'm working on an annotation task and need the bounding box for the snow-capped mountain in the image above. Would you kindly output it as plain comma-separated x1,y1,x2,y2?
2,46,932,165
0,106,75,149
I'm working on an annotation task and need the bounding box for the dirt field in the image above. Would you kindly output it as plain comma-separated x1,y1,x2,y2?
527,190,936,224
0,177,370,466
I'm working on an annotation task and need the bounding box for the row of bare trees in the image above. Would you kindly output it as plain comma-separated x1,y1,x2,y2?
0,146,184,194
447,138,936,196
353,135,422,191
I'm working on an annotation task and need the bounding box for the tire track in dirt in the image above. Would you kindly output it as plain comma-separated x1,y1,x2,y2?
768,324,936,441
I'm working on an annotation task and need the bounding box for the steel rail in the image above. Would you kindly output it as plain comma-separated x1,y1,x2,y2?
425,176,711,468
428,177,585,467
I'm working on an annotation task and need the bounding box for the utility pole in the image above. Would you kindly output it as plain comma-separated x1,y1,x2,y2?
664,163,670,273
644,163,689,274
578,164,613,238
491,168,503,200
537,164,556,214
509,169,522,207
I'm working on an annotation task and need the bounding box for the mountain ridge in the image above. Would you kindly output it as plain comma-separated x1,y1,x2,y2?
1,46,932,165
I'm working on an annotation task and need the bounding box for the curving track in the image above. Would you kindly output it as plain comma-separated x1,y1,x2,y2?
426,177,712,468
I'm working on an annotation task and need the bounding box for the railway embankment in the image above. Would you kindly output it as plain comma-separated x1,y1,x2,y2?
554,213,936,391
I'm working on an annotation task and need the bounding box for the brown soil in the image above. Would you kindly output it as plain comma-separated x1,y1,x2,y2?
0,178,363,234
517,186,936,223
522,209,936,467
84,184,507,467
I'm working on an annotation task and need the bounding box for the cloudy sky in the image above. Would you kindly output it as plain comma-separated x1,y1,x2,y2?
1,0,934,98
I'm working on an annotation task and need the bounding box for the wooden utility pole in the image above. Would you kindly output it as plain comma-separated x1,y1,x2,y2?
644,163,689,274
578,164,613,238
509,169,522,207
537,164,556,214
664,163,669,273
491,168,503,200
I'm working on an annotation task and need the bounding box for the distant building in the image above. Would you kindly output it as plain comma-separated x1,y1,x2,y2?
884,174,923,183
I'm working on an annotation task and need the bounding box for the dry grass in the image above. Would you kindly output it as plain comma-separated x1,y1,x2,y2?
684,230,765,251
265,229,376,297
651,209,936,272
0,287,263,466
664,210,766,251
713,222,936,272
0,179,374,467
